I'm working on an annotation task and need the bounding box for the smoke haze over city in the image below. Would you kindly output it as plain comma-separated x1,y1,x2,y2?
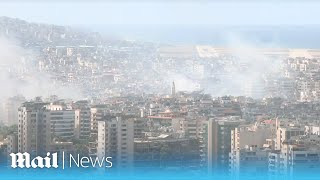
1,1,320,180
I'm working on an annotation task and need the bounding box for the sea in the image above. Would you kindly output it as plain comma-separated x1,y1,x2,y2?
87,24,320,48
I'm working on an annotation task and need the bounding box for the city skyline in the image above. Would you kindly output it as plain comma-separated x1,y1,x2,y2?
1,2,320,179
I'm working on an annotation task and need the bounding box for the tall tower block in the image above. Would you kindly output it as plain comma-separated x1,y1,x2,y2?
171,81,176,97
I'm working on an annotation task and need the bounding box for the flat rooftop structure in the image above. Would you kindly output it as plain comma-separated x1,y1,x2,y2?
157,45,197,58
147,116,172,120
196,45,320,59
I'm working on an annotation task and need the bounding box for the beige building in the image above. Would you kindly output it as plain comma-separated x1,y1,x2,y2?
275,125,305,150
97,116,134,169
90,105,109,135
231,124,273,152
18,101,51,156
172,117,207,139
230,123,273,178
89,105,109,157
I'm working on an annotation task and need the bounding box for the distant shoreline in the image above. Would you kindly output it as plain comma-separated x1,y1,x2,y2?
89,24,320,49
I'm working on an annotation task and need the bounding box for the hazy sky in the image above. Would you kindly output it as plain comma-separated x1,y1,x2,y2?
1,1,320,26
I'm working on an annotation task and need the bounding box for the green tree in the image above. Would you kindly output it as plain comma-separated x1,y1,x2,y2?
0,125,18,138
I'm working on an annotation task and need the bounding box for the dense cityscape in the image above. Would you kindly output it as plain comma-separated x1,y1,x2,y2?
1,17,320,178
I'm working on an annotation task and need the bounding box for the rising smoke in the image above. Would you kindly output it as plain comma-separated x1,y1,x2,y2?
164,31,283,98
0,36,83,101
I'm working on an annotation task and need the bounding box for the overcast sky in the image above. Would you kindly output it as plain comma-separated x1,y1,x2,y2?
0,1,320,26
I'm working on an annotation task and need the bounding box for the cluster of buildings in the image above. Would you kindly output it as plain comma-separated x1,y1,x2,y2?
1,17,320,178
3,17,320,103
0,85,319,177
281,58,320,101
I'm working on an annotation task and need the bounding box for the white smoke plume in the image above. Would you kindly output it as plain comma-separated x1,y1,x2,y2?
162,31,283,98
0,36,84,101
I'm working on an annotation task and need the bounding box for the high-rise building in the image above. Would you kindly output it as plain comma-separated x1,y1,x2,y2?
172,116,208,168
18,101,51,156
44,104,75,141
6,133,18,162
229,123,273,177
3,96,26,126
171,81,176,97
18,99,77,156
268,150,281,177
74,100,91,140
269,135,320,177
207,117,244,174
275,120,305,150
244,79,266,99
230,146,270,178
90,105,109,135
97,116,134,169
134,136,200,170
133,117,147,139
231,124,273,152
172,117,207,139
89,105,109,157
